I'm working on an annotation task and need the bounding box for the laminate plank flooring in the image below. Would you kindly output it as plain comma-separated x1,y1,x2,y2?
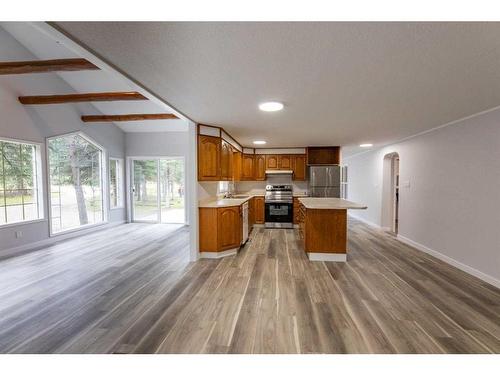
0,220,499,354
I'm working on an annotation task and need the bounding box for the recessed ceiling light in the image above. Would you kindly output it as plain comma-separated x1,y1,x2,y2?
253,140,267,145
359,143,373,148
259,102,284,112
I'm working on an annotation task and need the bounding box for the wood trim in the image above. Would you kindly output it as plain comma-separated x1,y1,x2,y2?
19,92,146,105
82,113,178,122
0,58,98,75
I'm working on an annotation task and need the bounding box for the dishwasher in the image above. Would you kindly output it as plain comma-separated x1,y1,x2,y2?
241,201,249,244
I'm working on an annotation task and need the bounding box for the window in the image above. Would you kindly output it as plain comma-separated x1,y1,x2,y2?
48,133,105,234
109,158,124,209
0,138,43,226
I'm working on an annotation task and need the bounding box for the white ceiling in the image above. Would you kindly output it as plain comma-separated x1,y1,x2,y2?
53,22,500,155
1,22,188,133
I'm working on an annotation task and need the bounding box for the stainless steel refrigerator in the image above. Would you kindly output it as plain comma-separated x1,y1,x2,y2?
308,166,341,197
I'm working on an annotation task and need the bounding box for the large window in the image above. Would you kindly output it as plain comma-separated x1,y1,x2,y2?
109,158,124,209
48,133,105,234
0,138,43,226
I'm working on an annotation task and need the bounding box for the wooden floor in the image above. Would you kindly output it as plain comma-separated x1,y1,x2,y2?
0,220,499,354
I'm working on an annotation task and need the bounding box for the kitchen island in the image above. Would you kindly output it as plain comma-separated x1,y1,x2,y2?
297,197,367,262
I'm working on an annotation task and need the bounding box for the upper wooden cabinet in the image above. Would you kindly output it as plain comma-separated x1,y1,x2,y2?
265,155,279,169
233,150,242,182
278,155,293,169
254,155,266,180
307,146,340,165
241,154,254,180
220,140,233,181
198,135,220,181
293,155,306,181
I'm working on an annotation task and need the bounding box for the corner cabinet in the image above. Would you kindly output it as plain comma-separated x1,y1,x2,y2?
198,135,220,181
220,140,233,181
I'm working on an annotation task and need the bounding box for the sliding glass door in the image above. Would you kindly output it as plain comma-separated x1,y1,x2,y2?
131,158,185,224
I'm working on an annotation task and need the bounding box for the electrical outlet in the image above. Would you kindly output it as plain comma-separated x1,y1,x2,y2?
15,231,23,239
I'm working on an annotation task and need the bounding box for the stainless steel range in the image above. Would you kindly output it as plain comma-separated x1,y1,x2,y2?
265,184,294,229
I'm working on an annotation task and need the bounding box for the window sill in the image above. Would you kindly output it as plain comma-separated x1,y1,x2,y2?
0,218,47,230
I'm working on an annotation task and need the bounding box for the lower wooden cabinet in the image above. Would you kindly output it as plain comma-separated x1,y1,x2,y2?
297,204,347,254
199,206,242,253
254,197,265,224
293,198,300,224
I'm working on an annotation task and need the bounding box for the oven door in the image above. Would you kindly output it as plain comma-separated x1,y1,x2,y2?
265,202,293,224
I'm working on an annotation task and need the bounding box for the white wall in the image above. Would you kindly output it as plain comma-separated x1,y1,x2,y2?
125,131,189,157
345,107,500,285
0,27,126,255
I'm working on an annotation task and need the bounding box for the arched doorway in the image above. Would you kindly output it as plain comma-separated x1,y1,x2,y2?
382,152,400,234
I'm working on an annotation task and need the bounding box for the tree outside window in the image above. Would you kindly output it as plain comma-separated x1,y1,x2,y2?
48,133,105,234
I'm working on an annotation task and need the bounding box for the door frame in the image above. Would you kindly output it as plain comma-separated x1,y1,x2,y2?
126,156,186,224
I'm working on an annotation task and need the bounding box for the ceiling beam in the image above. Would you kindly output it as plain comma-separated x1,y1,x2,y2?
0,58,99,75
81,113,178,122
19,91,147,105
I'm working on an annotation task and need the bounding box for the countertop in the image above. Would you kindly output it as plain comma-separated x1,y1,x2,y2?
298,197,367,210
199,192,309,208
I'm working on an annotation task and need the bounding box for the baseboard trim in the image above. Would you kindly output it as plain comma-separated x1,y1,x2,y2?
348,213,381,229
397,234,500,289
200,248,238,259
308,252,347,262
0,221,126,260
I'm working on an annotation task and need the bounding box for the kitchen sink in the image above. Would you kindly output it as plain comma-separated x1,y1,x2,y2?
225,194,250,199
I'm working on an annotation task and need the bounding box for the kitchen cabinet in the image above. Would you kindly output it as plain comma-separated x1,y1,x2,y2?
265,155,279,169
278,155,293,169
307,146,340,165
198,135,220,181
254,197,265,224
254,155,266,180
233,150,241,182
241,154,254,180
292,155,307,181
220,140,233,180
218,206,242,250
199,206,242,253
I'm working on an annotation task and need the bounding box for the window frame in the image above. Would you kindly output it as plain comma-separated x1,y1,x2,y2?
46,131,108,237
109,157,124,210
0,136,45,228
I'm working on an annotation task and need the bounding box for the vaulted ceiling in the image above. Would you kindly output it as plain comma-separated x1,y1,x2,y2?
55,22,500,155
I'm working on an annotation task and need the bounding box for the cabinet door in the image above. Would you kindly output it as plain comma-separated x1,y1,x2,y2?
278,155,292,169
217,206,241,250
293,155,306,181
265,155,279,169
254,197,265,224
254,155,266,180
248,198,254,231
241,154,254,180
198,135,220,181
232,150,241,182
220,140,232,180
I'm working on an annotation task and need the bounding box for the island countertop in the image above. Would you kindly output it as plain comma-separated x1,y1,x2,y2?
298,197,367,210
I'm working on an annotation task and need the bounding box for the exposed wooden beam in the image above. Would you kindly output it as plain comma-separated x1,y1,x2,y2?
81,113,178,122
0,58,98,75
19,91,147,105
